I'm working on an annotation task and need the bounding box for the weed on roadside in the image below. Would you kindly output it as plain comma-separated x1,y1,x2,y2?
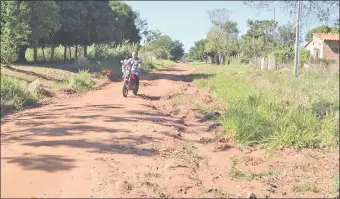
169,142,205,169
159,190,166,198
292,161,316,172
195,103,214,114
292,183,320,193
141,181,160,193
1,74,37,112
171,94,183,106
70,70,97,92
144,172,161,178
228,157,279,181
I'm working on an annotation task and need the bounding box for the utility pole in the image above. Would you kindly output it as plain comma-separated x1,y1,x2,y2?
293,0,302,77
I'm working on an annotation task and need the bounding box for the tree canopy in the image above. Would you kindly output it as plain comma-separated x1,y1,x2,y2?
305,25,339,42
0,1,148,64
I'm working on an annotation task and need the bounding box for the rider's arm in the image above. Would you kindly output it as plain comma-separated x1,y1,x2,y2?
138,59,142,68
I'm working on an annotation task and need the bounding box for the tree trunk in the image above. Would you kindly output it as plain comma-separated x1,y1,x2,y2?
69,46,72,60
42,47,46,62
17,45,27,63
33,45,38,63
84,45,87,57
75,45,78,59
215,54,220,65
210,55,215,64
51,41,55,63
63,44,67,64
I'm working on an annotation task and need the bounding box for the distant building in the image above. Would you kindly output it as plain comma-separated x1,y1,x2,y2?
304,33,339,60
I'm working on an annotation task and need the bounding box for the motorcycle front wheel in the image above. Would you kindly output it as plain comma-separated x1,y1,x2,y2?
132,77,139,95
122,83,129,97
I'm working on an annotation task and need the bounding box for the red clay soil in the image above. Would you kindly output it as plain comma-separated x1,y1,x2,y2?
1,64,338,198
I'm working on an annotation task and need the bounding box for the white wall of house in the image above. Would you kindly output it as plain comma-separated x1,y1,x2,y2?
305,36,325,59
312,36,324,58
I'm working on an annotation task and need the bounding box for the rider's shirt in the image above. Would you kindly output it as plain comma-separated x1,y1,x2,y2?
128,58,142,71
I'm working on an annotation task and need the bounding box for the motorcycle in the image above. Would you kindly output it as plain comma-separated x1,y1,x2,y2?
122,64,140,97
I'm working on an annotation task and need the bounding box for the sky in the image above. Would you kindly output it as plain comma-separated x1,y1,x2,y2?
124,1,335,52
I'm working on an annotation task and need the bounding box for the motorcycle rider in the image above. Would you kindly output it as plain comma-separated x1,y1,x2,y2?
127,51,142,85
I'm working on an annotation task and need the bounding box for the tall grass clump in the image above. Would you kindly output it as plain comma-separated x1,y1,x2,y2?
194,63,339,150
1,74,37,112
70,70,96,92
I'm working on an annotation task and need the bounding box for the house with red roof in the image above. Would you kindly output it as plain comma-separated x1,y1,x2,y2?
304,33,339,60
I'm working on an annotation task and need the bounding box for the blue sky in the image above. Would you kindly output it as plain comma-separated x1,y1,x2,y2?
124,1,333,52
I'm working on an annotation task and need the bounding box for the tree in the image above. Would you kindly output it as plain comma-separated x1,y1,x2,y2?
241,19,277,58
26,1,60,63
305,25,339,41
277,23,296,44
109,1,143,44
55,1,123,60
188,39,208,62
243,1,339,25
208,8,239,65
1,1,30,65
170,40,184,61
144,33,173,59
143,29,162,43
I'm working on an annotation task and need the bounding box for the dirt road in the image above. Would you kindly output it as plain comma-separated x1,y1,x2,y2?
1,64,338,198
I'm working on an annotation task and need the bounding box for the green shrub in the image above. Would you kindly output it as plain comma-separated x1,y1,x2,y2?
70,70,96,92
1,74,37,111
141,59,155,70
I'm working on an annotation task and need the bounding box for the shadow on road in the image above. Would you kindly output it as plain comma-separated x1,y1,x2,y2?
137,94,161,101
3,155,77,173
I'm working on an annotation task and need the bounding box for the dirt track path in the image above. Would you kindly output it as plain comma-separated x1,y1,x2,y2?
1,64,337,198
1,64,215,198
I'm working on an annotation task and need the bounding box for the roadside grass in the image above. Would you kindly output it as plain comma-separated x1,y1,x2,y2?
1,74,37,114
170,94,183,106
292,183,320,193
190,61,207,67
70,70,97,92
142,59,176,71
190,62,339,150
1,65,74,90
195,102,215,114
228,157,279,181
2,65,98,102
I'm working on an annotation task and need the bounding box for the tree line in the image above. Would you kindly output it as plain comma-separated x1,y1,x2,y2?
1,1,185,65
186,1,339,65
141,29,184,61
